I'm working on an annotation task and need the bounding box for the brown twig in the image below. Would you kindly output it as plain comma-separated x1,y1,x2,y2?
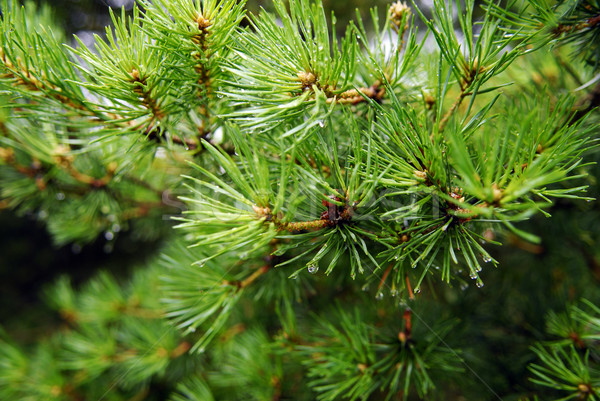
239,265,270,289
253,197,353,234
171,134,200,150
326,81,386,105
170,341,191,359
1,49,202,153
553,14,600,36
438,91,467,133
0,49,88,111
192,14,214,141
405,275,415,300
377,264,393,292
52,146,117,188
398,308,412,343
130,68,165,123
283,219,331,231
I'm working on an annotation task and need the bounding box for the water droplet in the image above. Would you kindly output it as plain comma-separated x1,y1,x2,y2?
482,255,492,263
476,280,484,288
317,120,324,127
414,288,421,294
361,283,370,292
38,210,48,219
56,192,65,200
307,264,318,274
112,223,121,233
197,347,205,353
390,289,399,297
103,243,113,253
189,327,196,333
460,283,468,291
71,243,82,254
376,291,384,300
469,273,477,280
239,252,248,259
104,231,114,241
212,126,224,144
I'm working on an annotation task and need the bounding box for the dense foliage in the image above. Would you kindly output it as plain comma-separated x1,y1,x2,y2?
0,0,599,400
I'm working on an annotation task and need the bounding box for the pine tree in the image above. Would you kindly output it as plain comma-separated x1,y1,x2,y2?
0,0,599,400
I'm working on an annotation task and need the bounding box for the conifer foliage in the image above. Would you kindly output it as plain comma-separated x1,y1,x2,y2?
0,0,599,399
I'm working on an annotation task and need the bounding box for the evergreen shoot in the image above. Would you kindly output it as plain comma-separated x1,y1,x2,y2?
0,0,599,399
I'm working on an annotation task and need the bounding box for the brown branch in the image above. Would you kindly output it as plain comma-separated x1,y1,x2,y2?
438,91,467,133
171,134,200,150
253,205,329,233
377,264,393,292
128,69,205,150
130,68,165,122
398,308,412,343
405,275,415,300
553,14,600,36
145,128,200,151
1,146,177,219
52,146,117,188
253,192,355,234
326,81,385,105
239,265,270,288
223,265,270,291
1,49,201,152
283,219,331,231
192,14,214,140
170,341,191,359
437,60,484,134
0,48,87,111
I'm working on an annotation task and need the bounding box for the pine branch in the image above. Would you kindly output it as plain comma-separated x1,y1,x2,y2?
1,0,599,399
